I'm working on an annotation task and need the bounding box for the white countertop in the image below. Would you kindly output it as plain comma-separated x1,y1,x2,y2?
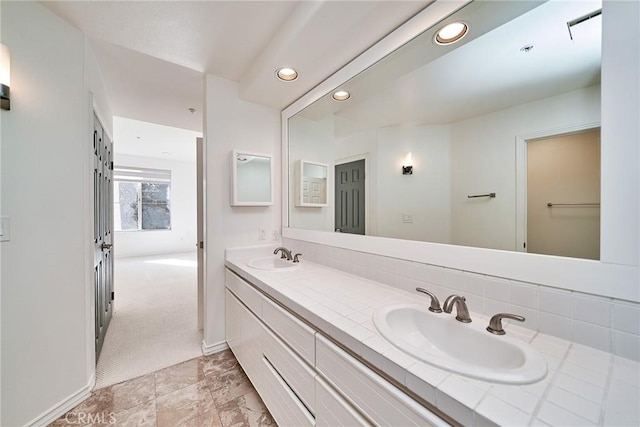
225,247,640,427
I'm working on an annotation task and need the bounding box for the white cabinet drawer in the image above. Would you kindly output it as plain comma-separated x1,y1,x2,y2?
262,297,315,365
261,354,315,427
316,375,372,427
316,334,449,427
263,320,316,414
225,268,263,316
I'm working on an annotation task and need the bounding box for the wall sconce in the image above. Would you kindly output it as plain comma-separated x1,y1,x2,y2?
402,152,413,175
1,44,10,110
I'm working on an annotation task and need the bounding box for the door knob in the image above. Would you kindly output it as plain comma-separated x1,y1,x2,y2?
101,243,112,250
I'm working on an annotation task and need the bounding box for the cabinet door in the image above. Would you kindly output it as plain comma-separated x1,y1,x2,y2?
316,375,372,427
225,289,242,359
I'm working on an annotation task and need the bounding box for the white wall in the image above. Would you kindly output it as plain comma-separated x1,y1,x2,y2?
450,85,601,251
375,125,451,243
0,1,111,425
204,74,281,350
113,154,197,258
288,115,335,232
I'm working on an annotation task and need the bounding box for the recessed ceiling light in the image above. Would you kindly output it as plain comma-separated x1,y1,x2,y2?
332,90,350,101
434,21,469,45
276,67,298,82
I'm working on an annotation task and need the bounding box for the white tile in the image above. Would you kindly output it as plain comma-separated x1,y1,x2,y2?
507,304,538,331
346,324,375,342
463,272,486,297
605,381,640,426
346,310,370,325
520,377,552,397
611,356,640,387
536,401,596,427
510,282,538,309
489,385,539,414
475,395,531,426
436,390,474,426
438,375,486,408
571,320,612,353
484,298,510,317
533,332,572,349
330,316,359,331
613,331,640,362
462,293,484,316
484,278,510,302
572,294,611,327
553,373,605,403
443,270,468,293
566,344,612,373
423,264,445,285
504,322,538,342
381,348,414,383
613,301,640,335
406,364,448,403
538,286,572,316
538,311,572,341
560,360,609,388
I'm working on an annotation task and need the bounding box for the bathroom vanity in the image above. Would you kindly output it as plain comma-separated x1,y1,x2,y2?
225,246,639,426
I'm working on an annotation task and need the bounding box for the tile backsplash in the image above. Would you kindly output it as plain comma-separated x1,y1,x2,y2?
283,237,640,362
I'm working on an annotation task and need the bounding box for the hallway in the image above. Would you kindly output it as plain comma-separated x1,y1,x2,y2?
95,252,203,389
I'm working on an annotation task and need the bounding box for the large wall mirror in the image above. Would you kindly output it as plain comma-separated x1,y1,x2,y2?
283,0,638,302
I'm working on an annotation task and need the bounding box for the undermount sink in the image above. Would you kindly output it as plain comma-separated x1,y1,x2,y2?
373,304,547,384
246,257,300,271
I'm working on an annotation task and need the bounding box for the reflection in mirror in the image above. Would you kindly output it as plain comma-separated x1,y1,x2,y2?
230,150,273,206
295,160,328,207
288,0,602,259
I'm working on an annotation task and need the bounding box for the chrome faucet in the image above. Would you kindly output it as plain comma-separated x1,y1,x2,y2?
293,253,302,263
486,313,525,335
416,287,442,313
443,295,472,323
273,247,292,261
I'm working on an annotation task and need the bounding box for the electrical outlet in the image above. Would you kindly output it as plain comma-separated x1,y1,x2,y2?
272,230,280,241
258,228,266,240
402,213,414,223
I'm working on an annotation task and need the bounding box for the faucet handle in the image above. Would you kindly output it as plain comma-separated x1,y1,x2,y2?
486,313,525,335
293,253,302,263
416,287,442,313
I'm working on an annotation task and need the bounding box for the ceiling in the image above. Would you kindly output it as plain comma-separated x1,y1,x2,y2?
295,0,602,137
43,0,430,132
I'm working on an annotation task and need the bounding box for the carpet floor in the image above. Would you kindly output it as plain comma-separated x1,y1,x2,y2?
95,252,203,389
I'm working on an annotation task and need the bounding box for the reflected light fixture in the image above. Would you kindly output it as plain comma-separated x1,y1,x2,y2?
276,67,298,82
1,44,10,110
332,90,350,101
434,21,469,45
402,152,413,175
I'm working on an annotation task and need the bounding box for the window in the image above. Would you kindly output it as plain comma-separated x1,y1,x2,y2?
114,167,171,231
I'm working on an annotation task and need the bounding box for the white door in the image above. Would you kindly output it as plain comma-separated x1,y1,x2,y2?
196,137,204,330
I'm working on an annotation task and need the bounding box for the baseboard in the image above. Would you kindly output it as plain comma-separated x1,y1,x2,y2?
201,339,228,355
26,373,95,427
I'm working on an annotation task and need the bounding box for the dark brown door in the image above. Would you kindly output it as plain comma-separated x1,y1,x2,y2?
335,160,365,235
94,112,114,359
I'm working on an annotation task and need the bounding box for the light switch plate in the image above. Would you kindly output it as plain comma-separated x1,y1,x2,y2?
258,228,266,240
0,216,10,242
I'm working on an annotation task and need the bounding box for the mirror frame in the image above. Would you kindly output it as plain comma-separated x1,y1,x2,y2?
281,0,639,302
230,149,274,207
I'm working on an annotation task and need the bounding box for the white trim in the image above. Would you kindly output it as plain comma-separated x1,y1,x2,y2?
202,339,229,356
230,149,274,207
283,227,639,302
25,373,95,427
335,154,370,236
515,121,601,255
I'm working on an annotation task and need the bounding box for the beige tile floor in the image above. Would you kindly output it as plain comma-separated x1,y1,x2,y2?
50,350,276,427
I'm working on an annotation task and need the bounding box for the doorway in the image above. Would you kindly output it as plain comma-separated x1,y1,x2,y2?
335,159,366,234
95,117,204,388
517,126,600,259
